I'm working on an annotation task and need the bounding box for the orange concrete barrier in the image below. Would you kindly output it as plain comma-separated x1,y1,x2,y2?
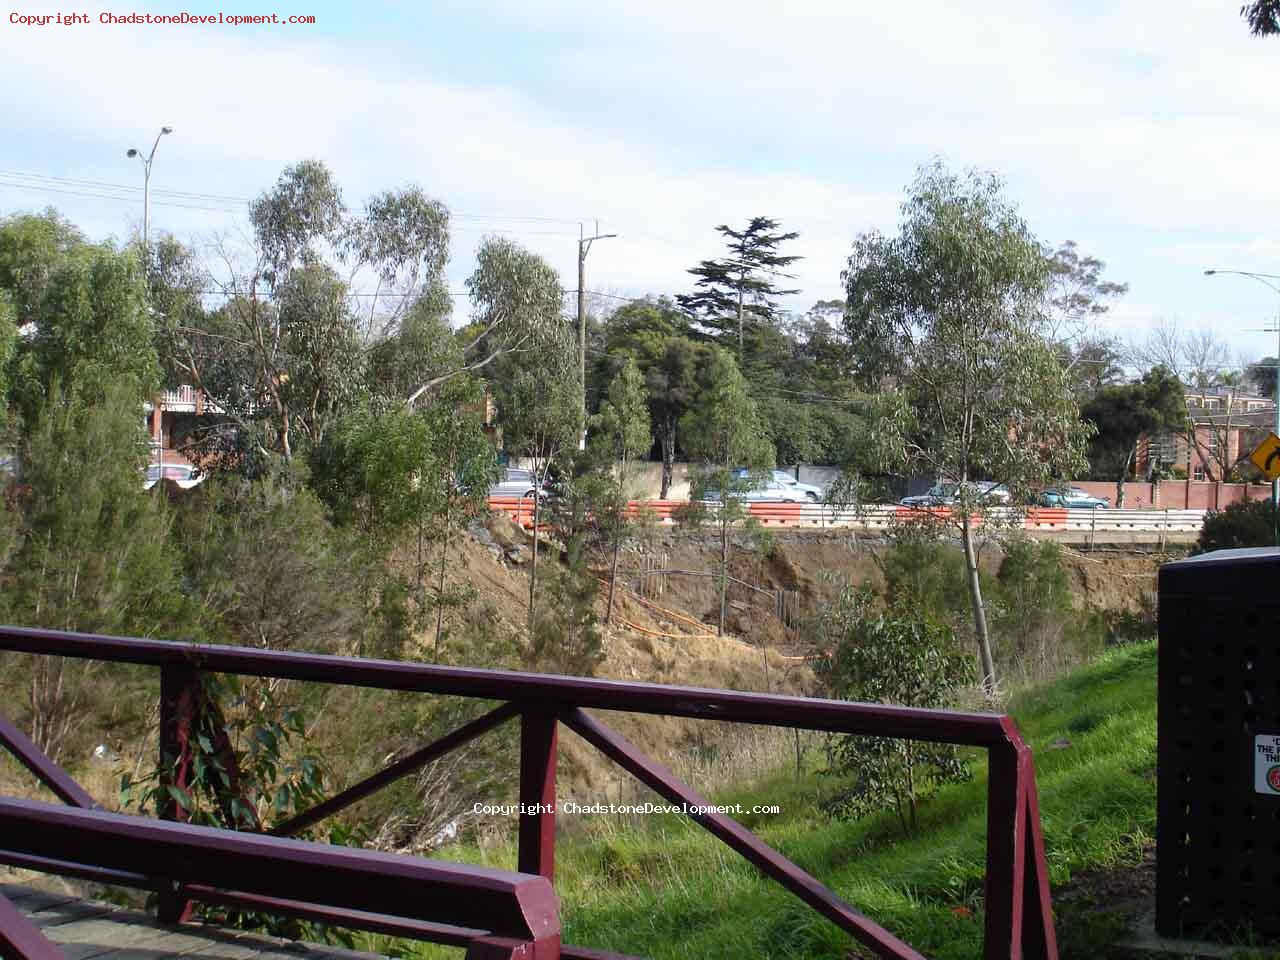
1024,507,1068,531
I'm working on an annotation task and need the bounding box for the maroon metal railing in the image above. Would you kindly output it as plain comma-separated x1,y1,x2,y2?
0,626,1058,960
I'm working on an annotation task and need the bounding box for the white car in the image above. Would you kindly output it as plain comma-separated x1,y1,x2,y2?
144,463,203,491
732,468,824,502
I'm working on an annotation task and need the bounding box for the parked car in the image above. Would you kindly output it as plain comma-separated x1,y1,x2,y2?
487,467,543,499
900,481,1009,508
699,477,809,503
732,468,823,502
1037,487,1109,509
144,463,203,491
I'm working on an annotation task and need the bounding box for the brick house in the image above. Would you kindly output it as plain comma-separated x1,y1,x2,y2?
1136,386,1276,481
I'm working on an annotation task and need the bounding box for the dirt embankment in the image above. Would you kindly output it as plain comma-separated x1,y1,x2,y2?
443,522,1161,801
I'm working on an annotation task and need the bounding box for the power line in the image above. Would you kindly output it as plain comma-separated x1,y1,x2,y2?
0,168,586,226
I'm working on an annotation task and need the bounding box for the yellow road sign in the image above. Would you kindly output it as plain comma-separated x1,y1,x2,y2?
1249,433,1280,480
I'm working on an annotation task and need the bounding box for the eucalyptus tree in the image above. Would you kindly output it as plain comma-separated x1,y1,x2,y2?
13,246,160,425
589,357,651,623
408,236,567,407
842,162,1090,697
173,162,458,460
494,322,582,619
679,348,773,636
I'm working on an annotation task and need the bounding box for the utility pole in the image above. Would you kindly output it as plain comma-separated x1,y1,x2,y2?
577,221,616,448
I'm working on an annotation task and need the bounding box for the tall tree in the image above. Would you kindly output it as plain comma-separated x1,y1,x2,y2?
8,382,189,757
679,349,773,636
601,298,707,498
1081,366,1187,505
428,236,567,406
677,217,801,360
1043,240,1128,344
417,378,498,658
842,162,1090,697
588,358,651,623
495,324,582,622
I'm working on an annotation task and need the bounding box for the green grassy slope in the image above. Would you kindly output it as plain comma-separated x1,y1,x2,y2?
402,643,1157,960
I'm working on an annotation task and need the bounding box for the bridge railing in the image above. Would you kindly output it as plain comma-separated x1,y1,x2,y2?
0,626,1058,960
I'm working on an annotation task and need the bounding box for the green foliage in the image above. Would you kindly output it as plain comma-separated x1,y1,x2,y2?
842,161,1092,693
250,159,346,284
9,381,186,635
842,161,1090,506
527,534,605,677
122,674,335,938
878,524,972,623
123,675,328,832
1195,497,1280,553
1081,365,1186,482
275,261,367,446
815,589,973,835
17,246,159,418
3,381,190,758
451,235,567,409
172,467,365,654
0,209,87,326
602,305,709,496
678,348,773,635
680,348,773,483
589,358,652,622
990,537,1101,672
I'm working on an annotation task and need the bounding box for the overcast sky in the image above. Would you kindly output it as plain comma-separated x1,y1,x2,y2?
3,1,1280,360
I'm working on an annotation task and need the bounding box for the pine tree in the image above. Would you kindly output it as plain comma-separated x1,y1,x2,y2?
677,217,801,361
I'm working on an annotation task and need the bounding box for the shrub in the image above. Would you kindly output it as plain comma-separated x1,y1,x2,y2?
1195,497,1279,554
814,589,972,835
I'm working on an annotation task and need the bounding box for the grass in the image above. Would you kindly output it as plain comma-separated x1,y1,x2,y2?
359,642,1159,960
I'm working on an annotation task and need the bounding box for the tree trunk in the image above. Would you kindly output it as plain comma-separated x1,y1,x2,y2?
528,490,540,631
606,459,626,624
660,427,676,500
718,517,728,636
434,529,449,662
1116,448,1134,509
959,515,997,698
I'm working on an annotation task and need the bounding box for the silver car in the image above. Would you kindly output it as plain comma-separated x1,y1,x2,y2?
487,467,541,499
733,468,823,502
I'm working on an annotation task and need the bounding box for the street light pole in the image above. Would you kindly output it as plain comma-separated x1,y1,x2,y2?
1204,268,1280,544
126,126,173,265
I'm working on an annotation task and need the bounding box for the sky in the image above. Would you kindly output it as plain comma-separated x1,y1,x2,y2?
3,0,1280,361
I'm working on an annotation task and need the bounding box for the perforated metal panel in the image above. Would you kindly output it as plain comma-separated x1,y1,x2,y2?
1157,547,1280,940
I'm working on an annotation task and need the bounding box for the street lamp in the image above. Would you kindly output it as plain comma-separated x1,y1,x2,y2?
1204,268,1280,544
125,126,173,264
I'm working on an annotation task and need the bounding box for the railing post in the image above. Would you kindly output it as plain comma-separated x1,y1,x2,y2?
517,705,557,881
984,740,1021,960
158,663,200,924
985,724,1057,960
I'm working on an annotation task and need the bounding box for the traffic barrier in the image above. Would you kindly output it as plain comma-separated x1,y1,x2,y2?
487,498,1210,535
1025,508,1068,531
